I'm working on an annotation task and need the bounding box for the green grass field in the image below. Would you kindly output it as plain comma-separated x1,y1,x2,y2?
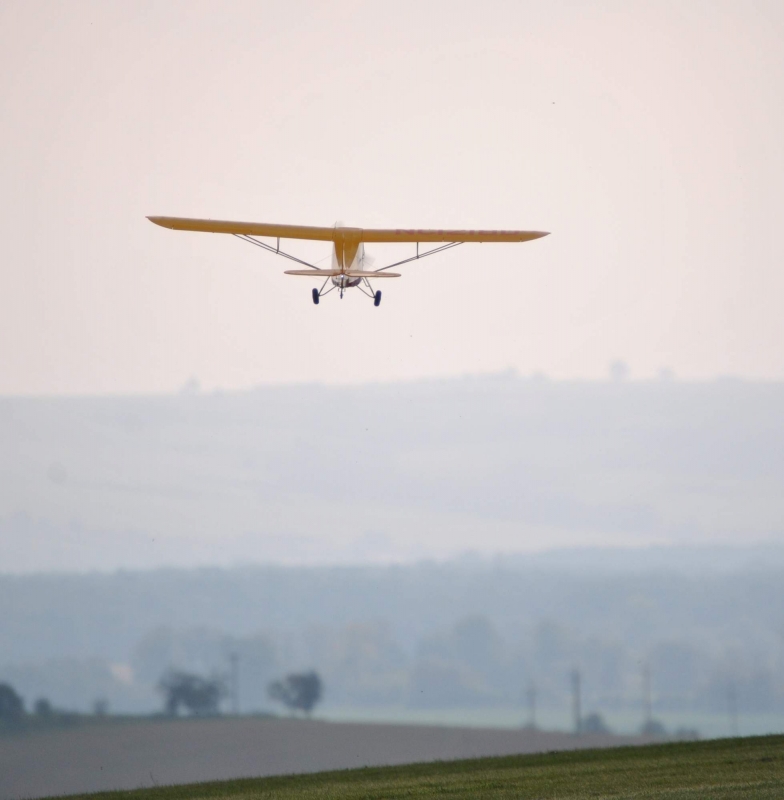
55,735,784,800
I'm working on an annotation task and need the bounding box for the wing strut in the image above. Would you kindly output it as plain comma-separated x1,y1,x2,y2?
232,232,463,275
373,241,464,273
233,234,322,270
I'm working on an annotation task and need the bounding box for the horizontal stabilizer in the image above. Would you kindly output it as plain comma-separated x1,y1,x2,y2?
283,270,341,276
344,270,401,278
284,270,401,278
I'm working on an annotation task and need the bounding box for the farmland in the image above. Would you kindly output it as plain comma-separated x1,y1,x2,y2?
0,717,647,799
46,734,784,800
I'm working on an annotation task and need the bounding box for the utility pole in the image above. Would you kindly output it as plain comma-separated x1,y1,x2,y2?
728,681,739,737
527,681,537,729
642,663,652,729
229,652,239,716
571,669,582,735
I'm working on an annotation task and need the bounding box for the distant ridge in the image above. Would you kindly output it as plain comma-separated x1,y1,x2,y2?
2,374,783,573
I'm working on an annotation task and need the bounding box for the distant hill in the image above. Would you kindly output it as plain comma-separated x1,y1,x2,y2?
2,375,784,572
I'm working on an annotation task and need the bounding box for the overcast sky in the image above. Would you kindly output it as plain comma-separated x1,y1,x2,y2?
1,0,783,395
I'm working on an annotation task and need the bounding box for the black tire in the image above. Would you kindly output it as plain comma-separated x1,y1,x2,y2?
312,288,320,305
373,290,382,307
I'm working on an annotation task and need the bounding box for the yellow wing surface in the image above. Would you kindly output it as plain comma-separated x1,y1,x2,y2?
147,217,548,243
148,217,336,241
360,229,548,243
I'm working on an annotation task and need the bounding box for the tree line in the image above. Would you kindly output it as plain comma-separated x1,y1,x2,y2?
1,669,323,727
156,670,323,717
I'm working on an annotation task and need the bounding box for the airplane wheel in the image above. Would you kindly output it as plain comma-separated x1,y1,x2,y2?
312,288,319,305
374,290,382,307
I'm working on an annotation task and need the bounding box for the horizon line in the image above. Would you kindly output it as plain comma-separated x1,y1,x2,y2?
0,371,779,400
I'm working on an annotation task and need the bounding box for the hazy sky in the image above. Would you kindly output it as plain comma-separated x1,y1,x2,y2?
1,0,783,394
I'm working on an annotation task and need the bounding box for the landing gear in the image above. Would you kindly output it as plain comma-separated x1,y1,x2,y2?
310,279,381,305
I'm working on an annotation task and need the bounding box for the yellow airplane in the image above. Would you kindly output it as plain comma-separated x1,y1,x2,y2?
147,216,549,306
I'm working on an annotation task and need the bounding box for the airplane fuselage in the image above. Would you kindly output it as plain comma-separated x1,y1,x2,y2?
331,274,363,288
331,227,365,286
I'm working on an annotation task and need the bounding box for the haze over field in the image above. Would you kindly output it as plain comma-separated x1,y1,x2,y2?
3,551,784,738
3,377,784,737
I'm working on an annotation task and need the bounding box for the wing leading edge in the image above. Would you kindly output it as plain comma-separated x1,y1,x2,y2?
148,217,549,243
148,216,335,241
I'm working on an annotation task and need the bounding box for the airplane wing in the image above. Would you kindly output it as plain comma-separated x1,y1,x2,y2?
147,217,336,241
359,229,549,243
148,217,548,244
